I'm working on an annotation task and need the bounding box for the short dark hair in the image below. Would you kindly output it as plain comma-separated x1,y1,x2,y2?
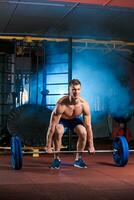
69,79,81,87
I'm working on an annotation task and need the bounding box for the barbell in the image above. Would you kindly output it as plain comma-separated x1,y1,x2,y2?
0,135,133,170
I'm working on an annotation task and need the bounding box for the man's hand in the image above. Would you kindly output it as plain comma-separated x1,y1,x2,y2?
88,145,95,154
44,146,53,153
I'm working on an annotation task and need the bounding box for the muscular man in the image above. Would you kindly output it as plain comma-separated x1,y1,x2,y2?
45,79,95,169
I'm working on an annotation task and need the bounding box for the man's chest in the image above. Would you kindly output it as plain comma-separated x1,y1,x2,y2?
63,104,83,117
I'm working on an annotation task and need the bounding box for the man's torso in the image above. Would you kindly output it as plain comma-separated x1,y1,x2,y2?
57,96,86,119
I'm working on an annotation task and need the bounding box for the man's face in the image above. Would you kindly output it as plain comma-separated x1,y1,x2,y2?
69,84,81,99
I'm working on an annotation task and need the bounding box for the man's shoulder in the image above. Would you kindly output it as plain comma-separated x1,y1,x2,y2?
54,96,67,114
79,96,88,105
79,97,90,114
57,96,68,104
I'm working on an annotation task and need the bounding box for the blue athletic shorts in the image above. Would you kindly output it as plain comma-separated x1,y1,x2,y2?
59,117,84,131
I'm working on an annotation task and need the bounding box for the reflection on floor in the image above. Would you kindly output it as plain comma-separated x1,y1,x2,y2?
0,154,134,200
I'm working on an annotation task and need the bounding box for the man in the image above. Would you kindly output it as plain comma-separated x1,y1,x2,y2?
45,79,95,169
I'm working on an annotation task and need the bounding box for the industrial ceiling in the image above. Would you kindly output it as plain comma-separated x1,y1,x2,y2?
0,0,134,42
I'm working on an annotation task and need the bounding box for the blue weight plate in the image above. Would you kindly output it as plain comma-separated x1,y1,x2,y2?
113,136,129,167
121,136,129,166
11,136,22,170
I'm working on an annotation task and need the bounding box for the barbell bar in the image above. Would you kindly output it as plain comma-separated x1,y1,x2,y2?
0,149,116,156
24,149,134,153
0,145,118,154
0,147,11,150
0,135,132,169
0,146,46,150
1,148,134,154
22,150,114,154
0,147,115,153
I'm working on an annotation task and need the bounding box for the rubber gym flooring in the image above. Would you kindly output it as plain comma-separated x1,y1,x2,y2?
0,153,134,200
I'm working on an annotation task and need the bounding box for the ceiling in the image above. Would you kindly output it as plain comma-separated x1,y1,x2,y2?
0,0,134,43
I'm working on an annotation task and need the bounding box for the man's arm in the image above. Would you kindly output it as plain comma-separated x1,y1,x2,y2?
83,102,95,153
45,103,64,152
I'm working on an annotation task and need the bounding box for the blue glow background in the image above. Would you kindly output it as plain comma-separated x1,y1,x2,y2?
29,42,133,123
72,49,132,123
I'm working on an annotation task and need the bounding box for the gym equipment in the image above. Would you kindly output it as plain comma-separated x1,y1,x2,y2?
0,135,133,170
10,136,22,170
7,104,51,146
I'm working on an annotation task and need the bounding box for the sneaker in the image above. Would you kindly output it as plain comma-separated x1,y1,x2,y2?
74,159,87,168
50,159,61,169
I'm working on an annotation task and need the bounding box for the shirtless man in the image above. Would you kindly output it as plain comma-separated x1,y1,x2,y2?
45,79,95,169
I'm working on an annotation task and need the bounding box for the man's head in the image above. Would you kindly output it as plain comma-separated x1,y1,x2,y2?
69,79,81,100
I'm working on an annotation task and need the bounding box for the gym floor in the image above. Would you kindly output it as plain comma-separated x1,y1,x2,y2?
0,153,134,200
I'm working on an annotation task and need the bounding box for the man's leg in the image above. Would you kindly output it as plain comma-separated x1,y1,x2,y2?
51,124,64,169
54,124,64,158
74,125,87,168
